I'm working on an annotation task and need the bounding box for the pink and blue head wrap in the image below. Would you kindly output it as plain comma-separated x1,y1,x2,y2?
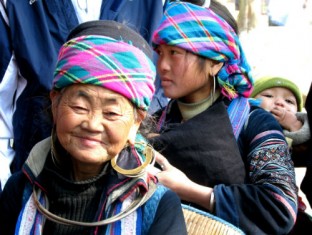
53,21,156,111
152,1,254,99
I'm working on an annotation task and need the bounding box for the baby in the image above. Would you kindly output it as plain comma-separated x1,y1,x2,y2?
251,76,312,232
251,76,310,148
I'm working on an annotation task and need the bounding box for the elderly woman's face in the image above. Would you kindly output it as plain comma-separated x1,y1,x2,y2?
51,84,140,166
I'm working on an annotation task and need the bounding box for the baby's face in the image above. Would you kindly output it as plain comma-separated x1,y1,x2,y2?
255,87,298,113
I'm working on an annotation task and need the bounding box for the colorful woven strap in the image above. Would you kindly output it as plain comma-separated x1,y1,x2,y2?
227,97,250,140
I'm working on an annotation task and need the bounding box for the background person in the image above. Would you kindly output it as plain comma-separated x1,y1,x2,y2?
300,82,312,207
237,0,262,33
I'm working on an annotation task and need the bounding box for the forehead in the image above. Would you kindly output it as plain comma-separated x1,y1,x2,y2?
158,44,184,51
260,87,295,96
61,84,132,106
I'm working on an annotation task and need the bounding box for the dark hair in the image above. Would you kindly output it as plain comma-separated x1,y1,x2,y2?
67,20,153,59
209,0,238,34
179,0,205,5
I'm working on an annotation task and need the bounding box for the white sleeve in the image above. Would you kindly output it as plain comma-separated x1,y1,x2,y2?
0,0,27,138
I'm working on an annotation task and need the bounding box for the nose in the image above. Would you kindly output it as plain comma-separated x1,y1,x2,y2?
81,113,104,132
157,55,170,73
275,97,286,107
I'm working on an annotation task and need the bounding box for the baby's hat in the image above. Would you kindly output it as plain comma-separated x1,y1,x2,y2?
251,76,303,111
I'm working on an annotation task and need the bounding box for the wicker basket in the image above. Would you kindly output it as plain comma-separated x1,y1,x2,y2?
182,204,245,235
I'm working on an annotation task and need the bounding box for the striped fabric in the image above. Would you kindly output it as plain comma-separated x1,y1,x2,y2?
53,35,156,111
152,1,254,99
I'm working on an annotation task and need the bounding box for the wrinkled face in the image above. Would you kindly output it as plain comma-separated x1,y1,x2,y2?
156,44,213,103
255,87,298,113
51,84,140,167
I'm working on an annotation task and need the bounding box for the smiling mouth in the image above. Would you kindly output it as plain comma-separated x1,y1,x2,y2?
76,135,105,146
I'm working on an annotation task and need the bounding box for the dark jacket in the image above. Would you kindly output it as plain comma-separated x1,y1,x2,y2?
151,98,298,234
302,83,312,205
0,137,187,235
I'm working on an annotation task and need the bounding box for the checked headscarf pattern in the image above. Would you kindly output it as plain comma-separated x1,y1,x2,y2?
152,1,254,99
53,35,156,111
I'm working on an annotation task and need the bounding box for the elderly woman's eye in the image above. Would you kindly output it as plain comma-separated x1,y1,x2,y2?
72,105,88,113
106,112,117,116
103,111,122,119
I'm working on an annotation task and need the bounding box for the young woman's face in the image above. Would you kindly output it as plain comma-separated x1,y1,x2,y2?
51,84,140,168
255,87,298,113
156,44,213,103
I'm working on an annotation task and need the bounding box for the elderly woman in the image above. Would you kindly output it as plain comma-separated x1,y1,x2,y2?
0,20,187,235
149,1,298,234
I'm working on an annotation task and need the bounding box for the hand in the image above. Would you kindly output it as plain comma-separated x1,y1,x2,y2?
148,151,213,210
149,151,191,194
271,107,301,131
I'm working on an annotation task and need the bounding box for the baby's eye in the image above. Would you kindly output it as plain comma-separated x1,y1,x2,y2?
285,99,295,105
263,94,273,98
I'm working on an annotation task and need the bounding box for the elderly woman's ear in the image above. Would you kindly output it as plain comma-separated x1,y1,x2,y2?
127,111,147,145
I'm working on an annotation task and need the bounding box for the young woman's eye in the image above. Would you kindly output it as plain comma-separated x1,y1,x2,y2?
170,50,178,55
155,48,162,56
155,47,163,55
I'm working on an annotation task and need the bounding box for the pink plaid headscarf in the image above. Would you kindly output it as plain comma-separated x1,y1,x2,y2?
53,35,156,111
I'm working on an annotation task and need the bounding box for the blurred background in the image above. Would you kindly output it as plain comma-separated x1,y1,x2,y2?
223,0,312,98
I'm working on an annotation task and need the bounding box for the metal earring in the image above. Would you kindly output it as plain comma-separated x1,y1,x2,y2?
111,142,155,178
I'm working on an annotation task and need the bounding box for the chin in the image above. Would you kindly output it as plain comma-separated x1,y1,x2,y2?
71,151,109,164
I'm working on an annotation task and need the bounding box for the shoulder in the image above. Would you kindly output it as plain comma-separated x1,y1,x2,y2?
247,106,284,133
152,185,184,217
145,186,187,235
1,171,27,204
239,106,286,149
144,184,169,212
2,171,27,194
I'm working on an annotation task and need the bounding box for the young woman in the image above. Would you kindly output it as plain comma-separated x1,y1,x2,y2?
149,1,298,234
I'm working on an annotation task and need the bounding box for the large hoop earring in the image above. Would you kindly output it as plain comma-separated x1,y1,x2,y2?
111,142,155,178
